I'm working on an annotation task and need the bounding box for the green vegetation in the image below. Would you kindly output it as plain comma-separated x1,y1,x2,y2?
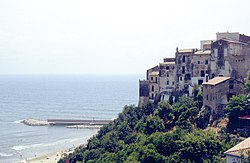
59,93,240,163
225,94,250,131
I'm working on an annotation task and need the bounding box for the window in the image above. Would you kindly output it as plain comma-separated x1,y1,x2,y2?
167,81,169,85
198,79,203,85
201,70,205,77
167,72,169,77
151,93,154,99
156,77,158,83
151,77,153,81
182,56,185,62
180,77,182,81
172,81,175,85
229,80,234,89
152,85,154,91
205,60,208,64
166,66,169,70
206,95,208,101
182,66,185,74
198,61,200,64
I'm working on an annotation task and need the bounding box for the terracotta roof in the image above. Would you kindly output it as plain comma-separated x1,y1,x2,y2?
160,62,176,65
194,50,211,55
224,137,250,157
203,77,230,85
149,71,159,76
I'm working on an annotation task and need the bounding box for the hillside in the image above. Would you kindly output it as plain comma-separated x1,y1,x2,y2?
58,93,248,163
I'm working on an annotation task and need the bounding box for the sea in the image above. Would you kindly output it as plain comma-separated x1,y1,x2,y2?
0,75,140,163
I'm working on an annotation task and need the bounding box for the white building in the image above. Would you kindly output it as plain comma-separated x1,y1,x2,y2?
224,137,250,163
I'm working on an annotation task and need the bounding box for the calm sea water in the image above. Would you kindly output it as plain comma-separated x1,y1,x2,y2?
0,75,140,163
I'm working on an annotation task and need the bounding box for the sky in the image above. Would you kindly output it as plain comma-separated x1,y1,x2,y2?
0,0,250,75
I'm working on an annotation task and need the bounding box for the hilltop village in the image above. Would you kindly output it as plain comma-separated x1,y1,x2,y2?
61,32,250,163
139,32,250,120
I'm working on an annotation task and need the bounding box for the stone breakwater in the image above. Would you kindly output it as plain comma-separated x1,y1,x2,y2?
21,119,49,126
66,125,102,129
21,118,112,127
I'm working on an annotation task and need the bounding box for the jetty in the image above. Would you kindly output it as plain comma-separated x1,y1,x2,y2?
20,118,113,126
47,119,112,125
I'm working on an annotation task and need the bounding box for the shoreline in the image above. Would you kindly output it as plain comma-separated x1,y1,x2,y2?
20,147,74,163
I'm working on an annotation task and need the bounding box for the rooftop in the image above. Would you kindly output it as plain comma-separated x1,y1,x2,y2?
203,77,230,86
203,40,214,45
221,38,248,45
149,71,159,76
194,50,211,55
224,137,250,157
177,48,197,53
160,62,176,65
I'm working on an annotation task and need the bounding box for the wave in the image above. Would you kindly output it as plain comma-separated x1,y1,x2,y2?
14,120,24,124
12,138,84,151
0,152,13,157
12,145,29,151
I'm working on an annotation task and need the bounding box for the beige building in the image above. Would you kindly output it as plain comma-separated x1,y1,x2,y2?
175,48,198,96
191,41,212,86
203,77,244,118
159,61,176,101
148,71,159,101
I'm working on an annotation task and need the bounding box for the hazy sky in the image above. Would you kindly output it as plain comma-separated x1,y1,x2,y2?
0,0,250,75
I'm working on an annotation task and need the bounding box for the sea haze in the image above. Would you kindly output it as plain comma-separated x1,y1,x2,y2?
0,75,140,163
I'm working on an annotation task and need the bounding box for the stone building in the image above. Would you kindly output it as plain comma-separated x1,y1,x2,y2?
146,65,159,102
148,70,159,101
175,48,197,96
210,32,250,80
138,32,250,112
138,80,149,108
203,77,244,118
191,41,213,86
159,61,176,101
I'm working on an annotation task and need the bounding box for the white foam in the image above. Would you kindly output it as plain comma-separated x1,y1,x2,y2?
12,138,82,151
0,152,13,157
14,120,23,124
12,145,29,151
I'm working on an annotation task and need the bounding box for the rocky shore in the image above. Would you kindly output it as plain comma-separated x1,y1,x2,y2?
21,119,49,126
66,125,102,129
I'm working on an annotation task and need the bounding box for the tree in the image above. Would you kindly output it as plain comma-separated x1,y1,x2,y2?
195,106,211,129
192,83,200,99
177,129,223,162
139,144,163,163
144,116,165,135
154,101,174,129
225,94,250,131
245,81,250,95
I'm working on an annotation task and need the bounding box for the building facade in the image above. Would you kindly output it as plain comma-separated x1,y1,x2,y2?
202,77,244,118
139,32,250,115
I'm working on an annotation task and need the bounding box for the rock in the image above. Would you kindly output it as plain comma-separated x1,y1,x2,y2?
21,119,49,126
66,125,102,129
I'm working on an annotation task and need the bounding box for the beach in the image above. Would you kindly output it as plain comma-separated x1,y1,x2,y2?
20,148,72,163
